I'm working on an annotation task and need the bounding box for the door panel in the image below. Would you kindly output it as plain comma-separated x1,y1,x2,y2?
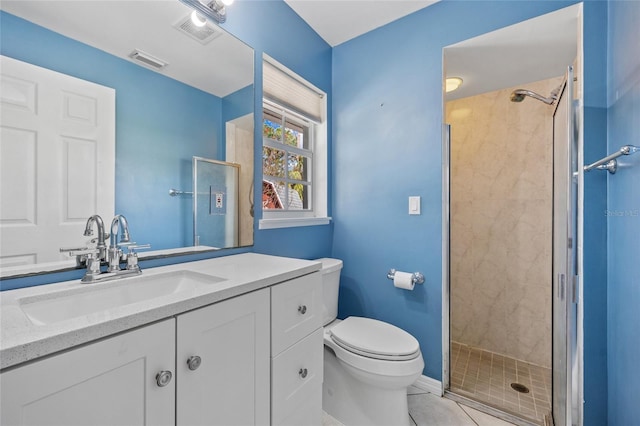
0,55,115,267
176,288,270,426
0,319,175,426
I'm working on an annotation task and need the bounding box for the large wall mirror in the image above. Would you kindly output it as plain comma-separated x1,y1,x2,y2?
0,1,255,278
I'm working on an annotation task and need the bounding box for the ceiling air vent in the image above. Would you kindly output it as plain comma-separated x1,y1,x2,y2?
174,14,223,45
129,49,168,70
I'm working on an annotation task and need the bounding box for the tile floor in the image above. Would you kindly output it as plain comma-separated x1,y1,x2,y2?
450,341,552,424
322,385,517,426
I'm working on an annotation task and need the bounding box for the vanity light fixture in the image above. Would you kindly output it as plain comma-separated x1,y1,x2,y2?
445,77,463,93
190,10,207,27
179,0,234,24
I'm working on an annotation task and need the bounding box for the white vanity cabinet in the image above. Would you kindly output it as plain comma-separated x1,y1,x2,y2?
0,319,176,426
1,288,271,426
0,258,324,426
270,272,324,426
176,287,270,425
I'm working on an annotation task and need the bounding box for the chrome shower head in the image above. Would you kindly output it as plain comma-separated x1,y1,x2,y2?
510,91,527,103
510,88,558,105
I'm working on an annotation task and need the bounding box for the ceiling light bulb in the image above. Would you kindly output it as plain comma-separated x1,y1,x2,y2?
445,77,463,93
221,0,234,5
191,10,207,27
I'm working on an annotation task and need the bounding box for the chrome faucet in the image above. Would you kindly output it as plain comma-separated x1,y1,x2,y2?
108,214,131,272
83,215,107,260
60,214,149,283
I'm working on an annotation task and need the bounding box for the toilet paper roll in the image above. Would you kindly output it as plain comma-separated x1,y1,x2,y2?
393,271,415,290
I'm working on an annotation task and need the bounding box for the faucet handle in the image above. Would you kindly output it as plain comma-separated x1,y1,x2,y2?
124,244,150,271
59,245,90,253
60,246,101,268
60,247,100,257
127,244,151,252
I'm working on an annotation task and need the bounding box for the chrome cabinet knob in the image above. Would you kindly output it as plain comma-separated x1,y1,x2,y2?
187,355,202,371
156,370,172,387
298,305,307,315
299,368,308,379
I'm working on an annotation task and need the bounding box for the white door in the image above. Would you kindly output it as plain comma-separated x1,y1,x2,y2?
0,55,115,267
0,319,175,426
176,288,271,425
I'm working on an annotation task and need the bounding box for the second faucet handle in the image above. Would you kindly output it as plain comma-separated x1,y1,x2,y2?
124,244,151,271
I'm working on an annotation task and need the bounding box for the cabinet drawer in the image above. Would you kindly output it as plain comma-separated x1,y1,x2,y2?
271,272,322,355
272,328,323,426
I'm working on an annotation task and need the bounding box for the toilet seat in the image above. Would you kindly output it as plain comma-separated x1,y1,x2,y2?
329,317,420,361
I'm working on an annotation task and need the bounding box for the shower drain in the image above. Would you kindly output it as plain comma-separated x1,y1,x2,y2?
510,383,530,393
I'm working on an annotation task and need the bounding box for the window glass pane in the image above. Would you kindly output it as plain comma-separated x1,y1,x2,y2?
288,183,310,210
285,116,310,150
261,180,310,211
263,110,282,143
263,147,285,178
262,180,284,210
288,154,309,182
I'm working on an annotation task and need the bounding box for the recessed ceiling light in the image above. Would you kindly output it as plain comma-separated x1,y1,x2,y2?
445,77,463,93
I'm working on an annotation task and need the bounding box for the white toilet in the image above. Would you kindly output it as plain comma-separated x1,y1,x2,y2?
318,258,424,426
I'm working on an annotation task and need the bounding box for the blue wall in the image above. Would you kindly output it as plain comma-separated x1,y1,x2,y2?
332,0,608,422
221,0,334,260
581,2,609,424
606,1,640,424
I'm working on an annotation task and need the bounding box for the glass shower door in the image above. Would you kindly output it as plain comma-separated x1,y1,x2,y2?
193,157,239,249
552,66,580,426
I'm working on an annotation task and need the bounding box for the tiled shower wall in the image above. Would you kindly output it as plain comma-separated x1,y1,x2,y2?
447,77,563,368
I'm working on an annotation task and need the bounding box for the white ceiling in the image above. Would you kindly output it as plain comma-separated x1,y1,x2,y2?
284,0,439,47
1,1,253,97
444,4,579,100
3,1,579,102
285,1,579,99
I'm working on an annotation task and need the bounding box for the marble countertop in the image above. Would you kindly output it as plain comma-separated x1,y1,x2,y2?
0,253,321,370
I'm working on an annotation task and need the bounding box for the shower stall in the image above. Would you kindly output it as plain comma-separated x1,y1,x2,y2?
445,74,577,425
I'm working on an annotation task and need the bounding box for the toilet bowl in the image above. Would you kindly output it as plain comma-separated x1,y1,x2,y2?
317,258,424,426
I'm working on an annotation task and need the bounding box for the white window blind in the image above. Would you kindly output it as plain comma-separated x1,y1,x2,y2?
263,60,325,123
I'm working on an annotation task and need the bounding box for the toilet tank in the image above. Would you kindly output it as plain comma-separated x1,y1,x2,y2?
316,258,343,326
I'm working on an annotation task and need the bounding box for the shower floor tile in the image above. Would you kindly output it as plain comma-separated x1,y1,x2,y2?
450,341,552,424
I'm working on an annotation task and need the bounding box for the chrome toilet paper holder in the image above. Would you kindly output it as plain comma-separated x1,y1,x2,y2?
386,269,425,285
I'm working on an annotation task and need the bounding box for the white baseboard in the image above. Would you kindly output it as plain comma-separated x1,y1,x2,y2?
412,375,443,396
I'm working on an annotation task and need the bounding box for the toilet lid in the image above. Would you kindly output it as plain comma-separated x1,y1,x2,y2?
329,317,420,361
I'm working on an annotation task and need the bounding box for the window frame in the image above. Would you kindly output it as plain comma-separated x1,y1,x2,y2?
259,56,330,230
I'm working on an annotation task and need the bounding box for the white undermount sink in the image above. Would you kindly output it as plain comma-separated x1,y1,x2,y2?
18,270,226,326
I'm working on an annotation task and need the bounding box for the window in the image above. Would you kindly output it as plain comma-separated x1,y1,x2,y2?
263,102,313,211
260,56,329,229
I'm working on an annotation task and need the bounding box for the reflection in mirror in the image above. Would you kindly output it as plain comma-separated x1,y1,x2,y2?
0,1,254,278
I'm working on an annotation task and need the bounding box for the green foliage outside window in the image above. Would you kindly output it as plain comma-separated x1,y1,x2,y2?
263,118,306,203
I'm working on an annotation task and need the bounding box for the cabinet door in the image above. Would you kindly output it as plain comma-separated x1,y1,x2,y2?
177,288,270,426
272,328,323,426
0,319,175,426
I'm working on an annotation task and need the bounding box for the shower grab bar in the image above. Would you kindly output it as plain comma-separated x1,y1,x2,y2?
169,188,193,196
584,145,639,174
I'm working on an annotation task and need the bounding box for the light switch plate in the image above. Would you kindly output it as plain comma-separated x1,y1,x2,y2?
409,196,421,215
